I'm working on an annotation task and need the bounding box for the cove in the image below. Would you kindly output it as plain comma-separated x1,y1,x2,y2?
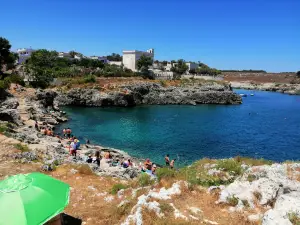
57,89,300,166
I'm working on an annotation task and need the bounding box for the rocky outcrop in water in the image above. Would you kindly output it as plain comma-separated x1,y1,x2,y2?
231,82,300,95
55,83,242,107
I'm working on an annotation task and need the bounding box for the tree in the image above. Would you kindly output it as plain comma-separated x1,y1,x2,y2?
171,59,188,77
69,51,83,58
25,49,58,88
0,37,15,74
107,53,122,62
137,55,153,71
136,55,154,79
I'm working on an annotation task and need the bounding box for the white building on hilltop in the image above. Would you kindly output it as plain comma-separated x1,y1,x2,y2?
122,49,154,72
16,48,35,64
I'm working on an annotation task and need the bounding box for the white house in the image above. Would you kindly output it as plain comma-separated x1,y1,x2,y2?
164,62,199,73
58,52,71,58
122,49,154,72
89,56,108,63
16,48,35,64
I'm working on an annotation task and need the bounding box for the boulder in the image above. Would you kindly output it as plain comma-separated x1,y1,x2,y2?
0,109,23,125
0,98,19,109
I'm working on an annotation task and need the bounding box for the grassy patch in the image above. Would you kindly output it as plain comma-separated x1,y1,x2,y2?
72,164,94,175
247,174,257,182
288,212,300,225
110,183,128,195
156,168,176,181
138,173,155,187
234,156,273,166
14,143,30,152
216,159,242,175
159,202,174,214
227,195,239,206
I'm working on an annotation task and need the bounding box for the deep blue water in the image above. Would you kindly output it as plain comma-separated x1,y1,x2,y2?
57,90,300,166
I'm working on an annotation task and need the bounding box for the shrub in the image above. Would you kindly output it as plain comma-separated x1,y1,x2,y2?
111,183,128,195
83,74,96,83
288,212,300,225
138,173,155,187
73,164,94,175
216,159,242,175
247,174,257,182
156,168,176,181
159,80,167,87
160,202,174,214
253,191,262,201
227,195,239,206
14,143,30,152
7,74,25,86
0,79,10,90
242,199,250,208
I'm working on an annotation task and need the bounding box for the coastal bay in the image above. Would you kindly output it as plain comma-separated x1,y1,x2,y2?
57,89,300,166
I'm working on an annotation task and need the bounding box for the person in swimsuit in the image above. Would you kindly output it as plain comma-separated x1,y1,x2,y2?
170,159,176,169
164,154,170,166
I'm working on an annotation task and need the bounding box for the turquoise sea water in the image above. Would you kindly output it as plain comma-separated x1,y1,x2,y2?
57,89,300,166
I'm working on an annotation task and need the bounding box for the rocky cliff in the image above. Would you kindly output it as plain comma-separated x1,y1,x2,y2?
55,82,242,107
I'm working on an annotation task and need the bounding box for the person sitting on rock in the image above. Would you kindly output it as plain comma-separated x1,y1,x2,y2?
122,159,133,168
144,159,152,171
86,154,93,163
93,151,101,166
151,164,157,174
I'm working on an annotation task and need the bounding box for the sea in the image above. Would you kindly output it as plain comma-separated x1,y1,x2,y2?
57,89,300,166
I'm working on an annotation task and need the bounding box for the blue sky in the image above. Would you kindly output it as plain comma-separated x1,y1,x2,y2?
1,0,299,72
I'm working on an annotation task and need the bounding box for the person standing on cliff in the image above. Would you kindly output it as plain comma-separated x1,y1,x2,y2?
164,154,170,166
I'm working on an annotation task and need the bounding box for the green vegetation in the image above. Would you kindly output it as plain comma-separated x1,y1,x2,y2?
196,62,221,76
242,199,250,208
234,156,273,166
136,55,154,79
14,143,30,152
216,159,243,175
159,80,167,87
288,212,300,225
160,202,174,214
107,53,122,62
110,183,128,195
138,173,155,187
156,168,176,181
171,59,189,78
24,49,136,88
0,37,18,74
227,196,239,206
247,174,257,182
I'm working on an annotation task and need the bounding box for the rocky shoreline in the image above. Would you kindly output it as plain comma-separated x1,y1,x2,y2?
231,81,300,95
55,82,242,107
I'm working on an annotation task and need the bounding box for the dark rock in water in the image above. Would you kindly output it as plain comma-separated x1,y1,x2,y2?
0,109,23,125
0,98,19,109
55,83,242,107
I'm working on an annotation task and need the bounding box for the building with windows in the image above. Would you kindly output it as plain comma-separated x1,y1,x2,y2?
16,48,35,64
122,49,154,72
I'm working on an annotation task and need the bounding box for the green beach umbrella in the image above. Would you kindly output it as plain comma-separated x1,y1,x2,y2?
0,172,70,225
